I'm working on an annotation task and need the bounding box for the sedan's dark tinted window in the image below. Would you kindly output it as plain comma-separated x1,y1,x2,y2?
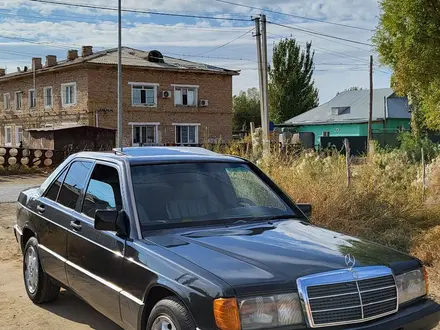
82,165,122,219
57,161,92,210
45,168,67,201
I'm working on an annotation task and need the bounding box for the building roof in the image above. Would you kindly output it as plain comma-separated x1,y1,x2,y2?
0,47,240,80
284,88,411,126
26,124,116,132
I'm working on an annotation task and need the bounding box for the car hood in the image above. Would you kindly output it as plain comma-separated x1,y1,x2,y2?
144,220,417,295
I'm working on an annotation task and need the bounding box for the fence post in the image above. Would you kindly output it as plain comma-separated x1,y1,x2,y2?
344,139,351,188
421,147,426,201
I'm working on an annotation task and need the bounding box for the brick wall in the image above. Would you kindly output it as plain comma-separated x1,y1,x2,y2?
87,65,233,146
0,62,234,147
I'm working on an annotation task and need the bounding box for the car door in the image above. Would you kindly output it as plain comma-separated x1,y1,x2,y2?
32,161,78,286
65,162,125,327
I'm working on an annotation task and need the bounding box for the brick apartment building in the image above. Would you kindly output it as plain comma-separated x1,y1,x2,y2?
0,46,239,148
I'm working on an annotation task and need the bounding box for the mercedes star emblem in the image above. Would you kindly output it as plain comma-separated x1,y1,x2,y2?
345,254,356,270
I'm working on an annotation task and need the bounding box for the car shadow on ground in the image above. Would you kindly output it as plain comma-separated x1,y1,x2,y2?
39,290,122,330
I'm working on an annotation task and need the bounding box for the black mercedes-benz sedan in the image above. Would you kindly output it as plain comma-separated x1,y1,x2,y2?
13,147,440,330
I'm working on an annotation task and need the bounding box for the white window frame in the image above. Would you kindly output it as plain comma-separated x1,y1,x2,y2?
29,89,36,109
172,84,199,107
173,123,200,145
3,93,10,111
61,82,77,107
15,126,23,147
15,91,23,111
44,86,53,109
129,82,159,107
4,126,12,146
129,122,160,146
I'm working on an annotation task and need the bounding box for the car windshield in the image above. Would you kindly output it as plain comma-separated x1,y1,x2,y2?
131,162,296,229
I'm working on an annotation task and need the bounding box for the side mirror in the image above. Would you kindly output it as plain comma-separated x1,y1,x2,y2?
95,209,129,237
95,210,118,231
297,203,312,218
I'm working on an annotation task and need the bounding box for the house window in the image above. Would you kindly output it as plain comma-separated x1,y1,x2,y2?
29,89,36,109
173,85,199,106
3,94,10,111
131,84,158,107
15,92,23,110
61,82,77,106
174,124,199,145
4,126,12,146
16,126,23,146
130,123,159,146
44,87,53,108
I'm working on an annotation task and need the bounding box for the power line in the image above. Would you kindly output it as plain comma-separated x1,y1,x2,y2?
28,0,252,22
0,10,253,33
212,0,374,32
268,21,373,47
195,28,254,56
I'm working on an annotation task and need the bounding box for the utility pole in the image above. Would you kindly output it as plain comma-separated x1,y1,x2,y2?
253,16,265,141
368,55,373,147
260,14,270,154
117,0,123,150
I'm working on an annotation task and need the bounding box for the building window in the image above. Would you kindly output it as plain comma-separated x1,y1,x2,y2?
44,87,53,108
173,85,199,106
15,92,23,110
130,123,159,146
131,84,158,107
4,126,12,146
15,126,23,147
3,94,10,111
61,82,77,107
174,124,199,145
29,89,36,109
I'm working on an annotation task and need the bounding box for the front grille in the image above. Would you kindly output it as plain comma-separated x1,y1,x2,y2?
297,267,399,328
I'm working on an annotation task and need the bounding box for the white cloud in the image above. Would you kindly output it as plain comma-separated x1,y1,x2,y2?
0,0,389,103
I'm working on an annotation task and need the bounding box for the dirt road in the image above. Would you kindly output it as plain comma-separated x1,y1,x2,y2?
0,203,121,330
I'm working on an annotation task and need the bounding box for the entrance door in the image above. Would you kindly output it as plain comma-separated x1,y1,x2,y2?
132,125,157,146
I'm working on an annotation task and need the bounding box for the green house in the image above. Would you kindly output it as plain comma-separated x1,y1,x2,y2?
282,88,411,148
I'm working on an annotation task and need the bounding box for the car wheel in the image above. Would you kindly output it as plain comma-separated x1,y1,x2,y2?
23,237,60,303
147,296,196,330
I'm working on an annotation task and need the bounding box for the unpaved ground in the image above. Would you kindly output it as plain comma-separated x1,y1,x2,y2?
0,174,49,203
0,202,121,329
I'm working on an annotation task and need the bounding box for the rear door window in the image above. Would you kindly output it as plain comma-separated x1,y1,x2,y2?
45,168,68,202
57,161,93,210
82,164,123,219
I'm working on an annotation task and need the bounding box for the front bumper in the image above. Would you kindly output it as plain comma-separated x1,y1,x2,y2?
318,299,440,330
13,225,23,253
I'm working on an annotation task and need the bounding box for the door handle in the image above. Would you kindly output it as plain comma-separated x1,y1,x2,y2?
36,205,45,213
70,220,82,232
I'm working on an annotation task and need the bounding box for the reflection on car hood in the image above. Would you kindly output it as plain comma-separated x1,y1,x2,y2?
143,219,417,295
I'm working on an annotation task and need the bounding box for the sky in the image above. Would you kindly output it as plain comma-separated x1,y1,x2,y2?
0,0,390,103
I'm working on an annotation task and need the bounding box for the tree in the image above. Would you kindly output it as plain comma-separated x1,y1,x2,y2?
337,86,364,95
373,0,440,131
232,88,261,131
269,39,319,124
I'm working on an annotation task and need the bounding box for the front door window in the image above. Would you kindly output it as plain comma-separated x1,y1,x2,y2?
132,125,157,146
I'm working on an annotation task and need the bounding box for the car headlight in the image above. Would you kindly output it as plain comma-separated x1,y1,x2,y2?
213,293,304,330
396,268,428,305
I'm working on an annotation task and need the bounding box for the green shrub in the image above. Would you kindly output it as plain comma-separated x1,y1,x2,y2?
398,132,439,162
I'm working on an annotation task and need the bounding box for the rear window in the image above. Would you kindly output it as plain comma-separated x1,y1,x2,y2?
131,162,295,229
57,161,93,210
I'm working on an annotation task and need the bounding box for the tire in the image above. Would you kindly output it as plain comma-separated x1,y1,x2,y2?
146,296,196,330
23,237,60,304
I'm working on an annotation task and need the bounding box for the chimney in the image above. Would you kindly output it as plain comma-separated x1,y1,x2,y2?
67,49,78,61
82,46,93,57
46,55,57,67
0,68,5,77
32,57,42,70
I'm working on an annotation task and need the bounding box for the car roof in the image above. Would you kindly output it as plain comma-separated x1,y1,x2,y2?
73,147,246,165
